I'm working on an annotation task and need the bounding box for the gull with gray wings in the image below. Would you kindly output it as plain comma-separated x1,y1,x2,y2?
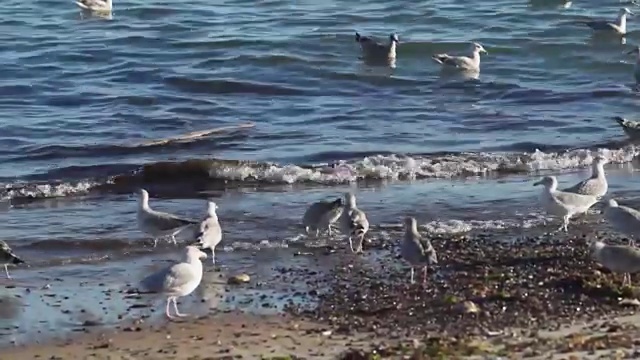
339,193,369,253
534,176,599,232
137,189,198,247
302,197,343,237
0,241,24,279
590,240,640,287
400,217,438,284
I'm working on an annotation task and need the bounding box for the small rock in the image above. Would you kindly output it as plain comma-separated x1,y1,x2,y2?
227,274,251,285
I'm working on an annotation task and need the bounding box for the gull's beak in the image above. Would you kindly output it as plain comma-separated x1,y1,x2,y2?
533,180,542,186
627,49,637,55
482,49,488,55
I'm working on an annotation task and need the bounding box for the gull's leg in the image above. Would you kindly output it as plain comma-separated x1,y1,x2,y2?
4,264,11,279
348,236,355,253
357,236,364,253
328,226,333,236
304,226,310,235
315,228,319,237
410,268,415,284
422,266,428,284
173,297,189,317
562,215,570,233
630,238,636,247
171,235,178,245
153,237,159,248
166,297,174,319
211,249,216,265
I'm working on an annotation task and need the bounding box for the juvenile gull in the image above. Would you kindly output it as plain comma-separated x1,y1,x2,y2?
137,189,198,247
590,240,640,286
534,176,599,232
139,246,206,319
339,193,369,253
577,7,634,35
604,199,640,246
0,241,24,279
302,198,343,237
613,116,640,138
355,32,399,61
75,0,112,11
400,217,438,284
192,201,222,264
431,42,488,71
563,156,608,198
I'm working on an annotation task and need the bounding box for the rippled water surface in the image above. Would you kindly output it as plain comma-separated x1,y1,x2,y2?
3,0,640,342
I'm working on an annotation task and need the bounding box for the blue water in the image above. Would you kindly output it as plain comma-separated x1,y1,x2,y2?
2,0,640,345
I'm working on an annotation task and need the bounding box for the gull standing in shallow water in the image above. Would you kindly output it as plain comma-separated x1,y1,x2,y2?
139,246,207,319
613,116,640,139
400,217,438,284
75,0,112,11
576,7,634,35
302,198,343,237
192,201,223,265
137,189,198,247
339,193,369,253
534,176,599,232
0,241,24,279
604,199,640,246
355,32,399,64
431,43,488,72
563,156,608,198
590,240,640,286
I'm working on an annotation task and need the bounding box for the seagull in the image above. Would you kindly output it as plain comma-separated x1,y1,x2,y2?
302,198,343,237
139,246,207,319
0,241,24,279
339,193,369,253
534,176,599,232
626,47,640,84
590,240,640,287
604,199,640,246
431,42,488,72
192,201,222,265
400,217,438,284
576,7,633,35
137,189,198,247
75,0,112,11
355,32,399,61
563,156,608,198
613,116,640,139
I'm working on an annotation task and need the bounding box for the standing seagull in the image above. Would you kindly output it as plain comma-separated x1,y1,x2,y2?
193,201,223,264
431,43,488,72
400,217,438,284
590,240,640,286
137,189,198,247
576,7,634,35
302,198,343,237
534,176,599,232
604,199,640,246
563,156,608,198
613,116,640,139
139,246,207,319
0,241,24,279
355,32,399,62
75,0,112,11
339,193,369,253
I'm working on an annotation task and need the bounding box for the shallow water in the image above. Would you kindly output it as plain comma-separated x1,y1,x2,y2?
3,0,640,344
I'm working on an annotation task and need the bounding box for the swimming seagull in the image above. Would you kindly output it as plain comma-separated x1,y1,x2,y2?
590,240,640,287
137,189,198,247
613,116,640,139
139,246,206,319
534,176,599,232
576,7,634,35
563,156,608,198
400,217,438,284
339,193,369,253
0,241,24,279
604,199,640,246
75,0,112,11
431,42,488,72
192,201,222,264
626,47,640,84
355,32,399,61
302,198,343,237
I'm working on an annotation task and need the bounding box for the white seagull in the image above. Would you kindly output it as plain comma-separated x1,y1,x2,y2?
137,189,198,247
400,217,438,284
431,42,488,72
192,201,223,265
338,193,369,253
576,8,633,35
534,176,598,232
75,0,112,11
563,156,608,198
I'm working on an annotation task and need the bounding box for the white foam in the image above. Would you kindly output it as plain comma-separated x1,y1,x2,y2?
1,181,98,201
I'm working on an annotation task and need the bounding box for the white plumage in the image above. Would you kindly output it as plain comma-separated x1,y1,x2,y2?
534,176,598,232
563,156,608,198
431,42,487,72
604,199,640,246
137,189,198,247
75,0,112,11
400,217,438,284
577,7,633,35
338,193,369,253
194,201,223,264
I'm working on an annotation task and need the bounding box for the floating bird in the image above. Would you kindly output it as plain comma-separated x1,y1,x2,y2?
302,198,343,237
355,32,399,61
534,176,599,232
139,246,207,319
75,0,112,11
431,42,488,72
339,193,369,253
563,156,608,198
576,7,633,35
137,189,198,247
590,240,640,286
613,116,640,139
0,241,24,279
604,199,640,246
192,201,223,264
400,217,438,284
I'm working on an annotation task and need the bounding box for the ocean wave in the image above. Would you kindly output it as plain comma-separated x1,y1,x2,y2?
1,143,638,201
